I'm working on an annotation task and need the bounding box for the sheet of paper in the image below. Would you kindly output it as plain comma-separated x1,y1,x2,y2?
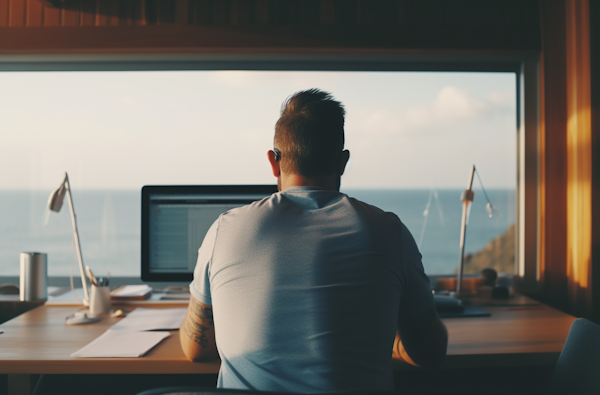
110,307,187,331
113,284,152,297
71,330,170,358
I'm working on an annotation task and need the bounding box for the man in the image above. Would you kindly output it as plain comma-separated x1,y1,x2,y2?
180,89,447,392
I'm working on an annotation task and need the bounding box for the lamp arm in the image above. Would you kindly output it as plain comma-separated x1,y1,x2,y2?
64,175,90,305
456,165,476,295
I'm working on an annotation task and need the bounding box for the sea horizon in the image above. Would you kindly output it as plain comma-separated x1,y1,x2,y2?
0,188,516,277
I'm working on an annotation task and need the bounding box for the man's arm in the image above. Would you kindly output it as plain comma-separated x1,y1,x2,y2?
180,296,218,362
394,304,448,368
392,221,448,368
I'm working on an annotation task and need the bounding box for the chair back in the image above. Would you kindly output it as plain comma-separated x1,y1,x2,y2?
137,389,397,395
548,318,600,394
137,389,288,395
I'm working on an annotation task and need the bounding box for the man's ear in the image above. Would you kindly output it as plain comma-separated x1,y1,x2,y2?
339,150,350,175
268,150,281,178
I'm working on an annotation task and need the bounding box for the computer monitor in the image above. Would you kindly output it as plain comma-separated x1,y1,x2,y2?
141,185,278,282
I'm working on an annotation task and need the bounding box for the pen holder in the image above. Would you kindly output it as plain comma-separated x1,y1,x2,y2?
89,285,111,316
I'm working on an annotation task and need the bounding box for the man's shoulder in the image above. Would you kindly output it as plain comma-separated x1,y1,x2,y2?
222,191,402,228
221,193,283,218
345,195,402,223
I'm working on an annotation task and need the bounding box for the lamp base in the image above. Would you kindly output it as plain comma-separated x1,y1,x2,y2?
65,310,100,325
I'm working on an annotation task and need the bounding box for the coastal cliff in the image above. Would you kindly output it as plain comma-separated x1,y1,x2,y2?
464,223,515,274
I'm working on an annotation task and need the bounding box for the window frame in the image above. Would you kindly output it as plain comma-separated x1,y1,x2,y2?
0,54,539,287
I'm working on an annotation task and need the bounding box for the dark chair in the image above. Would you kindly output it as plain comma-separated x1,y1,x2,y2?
137,389,286,395
136,388,506,395
547,318,600,394
136,389,396,395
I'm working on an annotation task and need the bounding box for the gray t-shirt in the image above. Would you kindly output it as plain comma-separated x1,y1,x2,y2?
190,186,433,392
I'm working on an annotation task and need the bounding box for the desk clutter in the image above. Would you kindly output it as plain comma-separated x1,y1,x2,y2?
111,284,153,301
47,285,190,305
110,307,187,331
71,307,187,358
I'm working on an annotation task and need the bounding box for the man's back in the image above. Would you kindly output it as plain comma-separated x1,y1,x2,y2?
190,186,433,392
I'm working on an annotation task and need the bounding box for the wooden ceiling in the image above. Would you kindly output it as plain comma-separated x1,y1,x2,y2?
0,0,541,54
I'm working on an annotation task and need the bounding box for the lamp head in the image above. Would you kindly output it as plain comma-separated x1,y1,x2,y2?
486,202,494,218
47,173,68,212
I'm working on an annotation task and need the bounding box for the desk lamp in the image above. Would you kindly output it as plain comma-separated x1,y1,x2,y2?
47,172,90,305
455,165,495,297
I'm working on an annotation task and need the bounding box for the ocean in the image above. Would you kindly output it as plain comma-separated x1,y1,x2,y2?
0,188,515,277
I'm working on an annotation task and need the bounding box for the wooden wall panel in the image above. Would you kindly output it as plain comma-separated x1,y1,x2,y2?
43,2,59,25
134,0,146,26
61,4,79,26
118,0,134,26
565,0,592,318
590,0,600,323
212,0,231,25
80,0,95,26
0,0,544,29
174,0,187,25
96,0,107,26
144,0,156,25
157,0,175,25
538,0,597,320
0,0,9,26
107,0,119,26
26,0,43,26
0,0,542,54
193,0,212,25
9,0,25,26
540,0,569,312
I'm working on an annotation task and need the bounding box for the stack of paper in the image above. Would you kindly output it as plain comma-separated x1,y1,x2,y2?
71,307,188,358
111,284,153,300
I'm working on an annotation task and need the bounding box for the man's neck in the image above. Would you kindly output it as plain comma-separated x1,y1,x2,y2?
280,173,340,192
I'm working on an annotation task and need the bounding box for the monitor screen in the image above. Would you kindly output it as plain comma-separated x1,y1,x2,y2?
141,185,277,282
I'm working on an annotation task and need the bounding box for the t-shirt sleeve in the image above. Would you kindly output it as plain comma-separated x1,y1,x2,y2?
398,221,434,316
189,218,220,306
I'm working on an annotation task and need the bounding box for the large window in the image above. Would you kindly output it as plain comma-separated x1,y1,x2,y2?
0,71,516,277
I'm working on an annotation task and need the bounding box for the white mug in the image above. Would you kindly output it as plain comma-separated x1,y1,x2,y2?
89,286,111,316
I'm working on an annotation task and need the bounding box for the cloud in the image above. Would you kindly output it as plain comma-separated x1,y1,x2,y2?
435,86,488,120
350,109,405,136
348,86,512,139
406,86,489,127
488,91,513,107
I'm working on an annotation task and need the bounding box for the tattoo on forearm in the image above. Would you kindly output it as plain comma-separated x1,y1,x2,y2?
183,316,211,347
183,299,214,348
190,301,214,322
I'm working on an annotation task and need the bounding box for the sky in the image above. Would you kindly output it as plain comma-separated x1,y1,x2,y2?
0,70,516,190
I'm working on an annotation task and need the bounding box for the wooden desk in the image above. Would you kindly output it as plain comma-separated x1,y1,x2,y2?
0,296,576,394
426,295,575,369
